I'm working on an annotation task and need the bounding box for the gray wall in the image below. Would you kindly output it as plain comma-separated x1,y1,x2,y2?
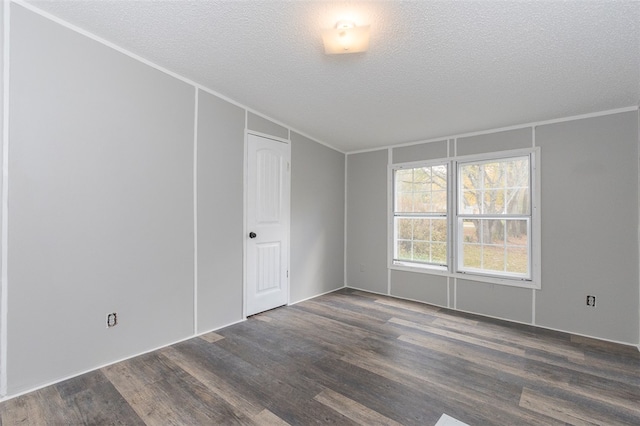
196,91,245,332
392,140,448,164
247,112,289,140
346,149,388,294
0,2,5,387
2,4,346,397
457,128,532,155
346,113,640,345
8,6,195,394
290,132,345,302
390,270,448,307
0,2,4,390
535,112,639,343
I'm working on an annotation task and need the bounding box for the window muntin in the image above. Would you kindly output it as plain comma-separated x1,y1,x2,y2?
457,155,531,279
393,164,448,267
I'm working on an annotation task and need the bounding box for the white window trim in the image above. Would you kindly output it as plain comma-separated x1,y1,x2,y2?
388,147,541,289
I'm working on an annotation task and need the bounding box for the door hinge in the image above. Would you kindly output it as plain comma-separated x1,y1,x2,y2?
287,270,289,278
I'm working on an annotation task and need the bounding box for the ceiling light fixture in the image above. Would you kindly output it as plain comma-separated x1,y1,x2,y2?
321,20,370,55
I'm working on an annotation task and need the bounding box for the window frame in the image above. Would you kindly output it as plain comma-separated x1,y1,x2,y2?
388,147,540,289
391,160,450,271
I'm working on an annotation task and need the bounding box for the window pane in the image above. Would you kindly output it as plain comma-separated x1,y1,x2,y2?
506,188,530,214
396,193,413,212
461,164,480,186
506,158,530,187
413,218,429,241
414,191,431,213
506,221,528,247
432,218,447,243
393,216,447,266
462,219,479,243
462,243,481,268
482,162,505,189
431,165,447,191
482,246,505,272
395,169,413,193
487,219,505,244
461,190,478,214
394,164,447,214
506,247,528,274
431,243,447,264
397,240,412,260
413,242,430,261
459,218,529,276
483,189,505,214
397,218,412,240
460,155,529,216
431,190,447,213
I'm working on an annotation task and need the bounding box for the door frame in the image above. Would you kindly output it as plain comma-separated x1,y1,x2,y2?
243,130,291,318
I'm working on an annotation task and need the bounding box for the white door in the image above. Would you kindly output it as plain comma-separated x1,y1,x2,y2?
246,134,290,316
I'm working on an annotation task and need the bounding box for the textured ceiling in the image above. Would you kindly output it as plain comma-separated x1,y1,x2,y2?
24,0,640,152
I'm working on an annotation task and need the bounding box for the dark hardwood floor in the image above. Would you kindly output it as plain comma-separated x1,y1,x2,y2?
1,288,639,425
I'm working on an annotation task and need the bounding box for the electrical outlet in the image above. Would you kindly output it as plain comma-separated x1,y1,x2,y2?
107,312,118,328
586,295,596,307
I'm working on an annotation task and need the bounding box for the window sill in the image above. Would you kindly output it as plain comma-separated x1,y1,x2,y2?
390,262,449,276
389,262,540,290
454,271,539,289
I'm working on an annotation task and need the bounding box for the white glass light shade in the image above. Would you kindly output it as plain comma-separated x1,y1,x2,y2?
321,22,370,55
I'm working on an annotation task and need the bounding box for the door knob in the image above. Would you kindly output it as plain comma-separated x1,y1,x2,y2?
249,232,257,239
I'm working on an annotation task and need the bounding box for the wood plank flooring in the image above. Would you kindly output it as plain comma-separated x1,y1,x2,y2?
1,288,639,425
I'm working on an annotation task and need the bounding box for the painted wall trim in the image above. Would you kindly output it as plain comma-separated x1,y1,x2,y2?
10,0,343,155
446,277,450,309
531,125,540,327
1,0,11,398
453,279,457,310
343,152,348,289
531,289,536,326
242,115,248,320
346,106,640,155
192,88,199,334
386,148,392,295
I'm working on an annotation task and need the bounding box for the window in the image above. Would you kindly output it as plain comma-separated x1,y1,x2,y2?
390,149,537,287
393,164,448,268
457,155,531,279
